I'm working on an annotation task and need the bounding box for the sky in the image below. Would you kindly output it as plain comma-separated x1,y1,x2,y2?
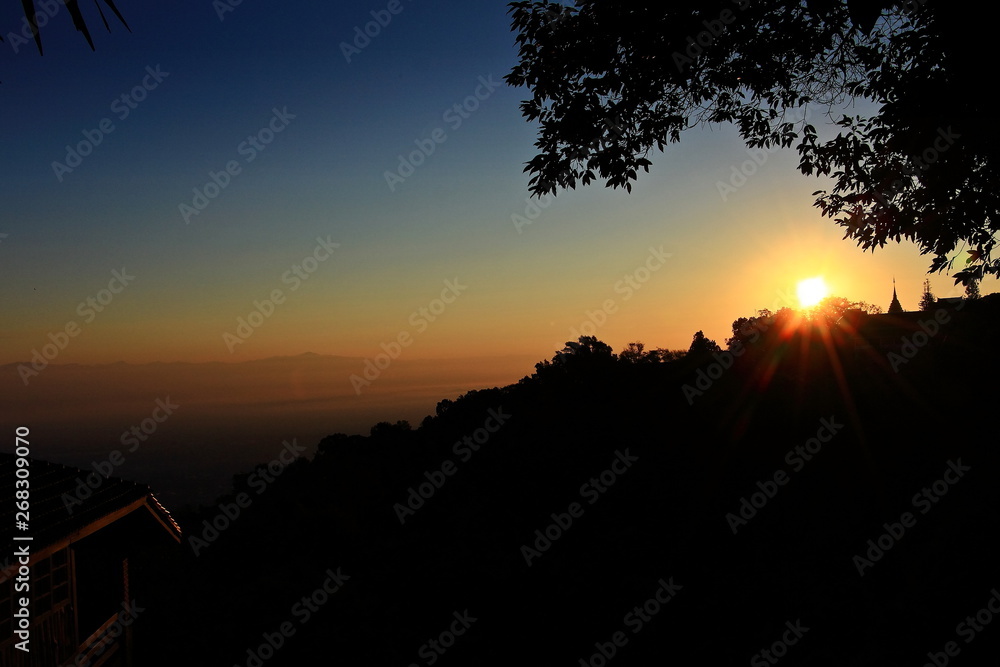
2,0,995,371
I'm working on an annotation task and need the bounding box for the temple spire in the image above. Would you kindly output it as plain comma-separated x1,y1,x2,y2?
888,277,904,313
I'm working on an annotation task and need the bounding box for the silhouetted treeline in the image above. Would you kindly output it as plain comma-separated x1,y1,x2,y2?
133,295,1000,666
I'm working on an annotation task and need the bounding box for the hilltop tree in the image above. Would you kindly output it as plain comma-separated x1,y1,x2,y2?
559,335,615,360
725,307,799,350
506,1,997,283
726,299,876,348
919,279,936,311
370,420,412,439
435,399,455,417
619,341,659,363
534,335,617,378
653,348,687,362
965,280,981,300
727,310,781,350
688,330,721,357
809,296,882,323
727,315,763,351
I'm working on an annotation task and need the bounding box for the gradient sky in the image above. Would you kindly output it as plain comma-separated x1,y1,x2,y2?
2,0,994,369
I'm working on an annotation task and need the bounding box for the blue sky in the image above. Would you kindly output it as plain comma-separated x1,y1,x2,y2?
2,0,990,366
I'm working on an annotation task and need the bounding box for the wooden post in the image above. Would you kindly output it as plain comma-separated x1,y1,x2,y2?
69,548,80,655
123,557,132,666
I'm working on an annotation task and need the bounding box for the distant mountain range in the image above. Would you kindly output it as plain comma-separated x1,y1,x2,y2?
0,352,537,508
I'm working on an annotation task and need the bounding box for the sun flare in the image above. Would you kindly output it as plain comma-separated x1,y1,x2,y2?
797,277,829,308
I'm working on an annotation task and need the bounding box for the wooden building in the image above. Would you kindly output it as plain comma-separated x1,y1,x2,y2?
0,454,180,667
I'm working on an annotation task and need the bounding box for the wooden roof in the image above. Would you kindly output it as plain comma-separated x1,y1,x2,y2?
0,453,181,568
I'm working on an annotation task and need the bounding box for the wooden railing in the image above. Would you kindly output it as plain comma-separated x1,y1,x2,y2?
64,612,123,667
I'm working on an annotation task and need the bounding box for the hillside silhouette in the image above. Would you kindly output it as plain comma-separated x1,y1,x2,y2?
132,294,1000,666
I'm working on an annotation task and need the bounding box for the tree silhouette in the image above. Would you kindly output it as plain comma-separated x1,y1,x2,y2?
725,309,793,350
4,0,129,55
534,335,617,378
727,304,857,351
919,279,936,311
619,341,659,364
653,347,687,363
506,1,997,282
557,335,616,363
369,420,412,438
965,279,981,300
809,296,882,323
726,315,762,351
688,330,721,357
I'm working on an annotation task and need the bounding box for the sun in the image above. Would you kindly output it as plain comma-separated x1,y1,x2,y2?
797,277,829,308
